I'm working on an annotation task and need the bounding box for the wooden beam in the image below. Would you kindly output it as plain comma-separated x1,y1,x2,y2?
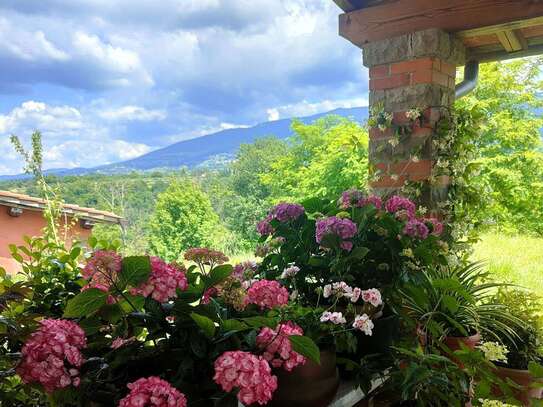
457,16,543,38
469,43,543,62
496,30,527,52
339,0,543,46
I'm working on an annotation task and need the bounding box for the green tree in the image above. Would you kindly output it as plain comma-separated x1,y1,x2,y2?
456,57,543,235
148,179,223,261
262,116,369,202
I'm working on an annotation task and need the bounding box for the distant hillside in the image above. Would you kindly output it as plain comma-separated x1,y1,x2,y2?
0,107,368,180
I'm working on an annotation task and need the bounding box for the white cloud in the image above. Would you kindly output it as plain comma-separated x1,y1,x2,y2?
0,100,153,174
98,105,166,121
267,97,368,121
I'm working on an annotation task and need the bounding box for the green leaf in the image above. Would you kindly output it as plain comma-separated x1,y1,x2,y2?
78,317,102,336
242,316,278,329
289,335,320,365
529,361,543,378
70,246,82,260
221,319,249,332
118,256,151,289
190,312,216,338
63,288,108,318
441,295,459,314
88,236,98,249
206,264,233,288
350,246,369,260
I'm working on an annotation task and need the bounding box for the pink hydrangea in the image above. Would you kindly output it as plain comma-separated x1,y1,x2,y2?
361,288,383,307
118,376,187,407
320,311,346,324
184,248,229,266
256,321,306,371
424,217,444,236
353,314,374,336
130,257,188,303
245,280,289,310
214,351,277,405
339,190,382,210
384,196,416,219
17,319,87,393
316,216,358,251
201,287,218,305
256,203,305,236
82,250,122,289
403,219,429,240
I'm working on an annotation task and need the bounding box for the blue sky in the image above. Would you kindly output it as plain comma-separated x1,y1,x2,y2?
0,0,369,175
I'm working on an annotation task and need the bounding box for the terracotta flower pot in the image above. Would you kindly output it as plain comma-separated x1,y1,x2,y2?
492,365,543,406
443,331,481,351
267,350,340,407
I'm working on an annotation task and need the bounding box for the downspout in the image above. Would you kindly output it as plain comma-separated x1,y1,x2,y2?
455,60,480,99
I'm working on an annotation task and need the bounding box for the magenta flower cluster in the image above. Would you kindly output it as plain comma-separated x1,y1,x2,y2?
384,195,416,219
339,189,382,210
403,219,430,240
118,376,187,407
256,203,305,236
130,257,188,303
256,321,306,371
245,280,289,310
82,250,122,290
214,351,278,405
17,319,87,393
315,216,358,251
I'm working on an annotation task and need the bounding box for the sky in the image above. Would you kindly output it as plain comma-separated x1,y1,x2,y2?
0,0,369,175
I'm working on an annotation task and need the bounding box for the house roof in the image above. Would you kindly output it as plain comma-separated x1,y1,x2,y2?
0,190,125,226
333,0,543,63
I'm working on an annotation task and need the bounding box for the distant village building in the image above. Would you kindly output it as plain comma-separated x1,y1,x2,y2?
0,190,124,274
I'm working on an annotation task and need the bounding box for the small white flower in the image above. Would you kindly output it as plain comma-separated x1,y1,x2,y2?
280,265,300,279
353,314,374,336
323,284,332,298
320,311,346,324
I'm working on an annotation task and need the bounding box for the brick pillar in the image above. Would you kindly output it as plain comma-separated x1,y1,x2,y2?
363,29,466,214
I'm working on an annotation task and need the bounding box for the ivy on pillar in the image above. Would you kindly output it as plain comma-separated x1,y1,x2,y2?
362,28,466,216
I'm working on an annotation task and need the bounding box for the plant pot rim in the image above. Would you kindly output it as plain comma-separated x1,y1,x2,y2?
494,364,543,378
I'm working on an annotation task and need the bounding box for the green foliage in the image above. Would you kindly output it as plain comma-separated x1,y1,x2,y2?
148,179,224,261
262,116,369,202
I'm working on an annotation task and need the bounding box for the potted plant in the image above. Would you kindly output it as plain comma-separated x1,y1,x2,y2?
485,289,543,404
400,262,521,354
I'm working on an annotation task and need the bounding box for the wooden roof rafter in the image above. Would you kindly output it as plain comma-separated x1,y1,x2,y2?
334,0,543,63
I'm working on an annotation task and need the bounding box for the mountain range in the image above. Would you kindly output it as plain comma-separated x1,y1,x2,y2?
0,107,368,180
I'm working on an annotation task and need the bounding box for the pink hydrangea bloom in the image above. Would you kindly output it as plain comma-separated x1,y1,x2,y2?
17,319,87,393
339,190,383,210
82,250,122,289
214,351,278,405
353,314,374,336
320,311,346,324
403,219,429,240
424,217,444,236
201,287,218,305
361,288,383,307
316,216,358,251
245,280,289,310
384,196,416,219
118,376,187,407
256,321,306,372
130,257,188,303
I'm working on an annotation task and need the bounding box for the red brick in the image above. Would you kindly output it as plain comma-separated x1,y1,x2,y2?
369,64,390,79
369,127,393,139
440,61,457,77
411,127,433,138
392,111,410,124
374,162,388,172
390,57,435,74
370,175,407,188
423,107,441,124
411,69,434,85
369,73,410,90
389,160,432,178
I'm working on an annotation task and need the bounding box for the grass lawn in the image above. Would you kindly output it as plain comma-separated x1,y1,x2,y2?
473,232,543,297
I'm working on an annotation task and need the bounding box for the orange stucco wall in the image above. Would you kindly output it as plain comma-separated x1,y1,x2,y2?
0,205,92,274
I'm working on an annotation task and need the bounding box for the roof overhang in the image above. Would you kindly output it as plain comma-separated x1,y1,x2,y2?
334,0,543,63
0,192,126,227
